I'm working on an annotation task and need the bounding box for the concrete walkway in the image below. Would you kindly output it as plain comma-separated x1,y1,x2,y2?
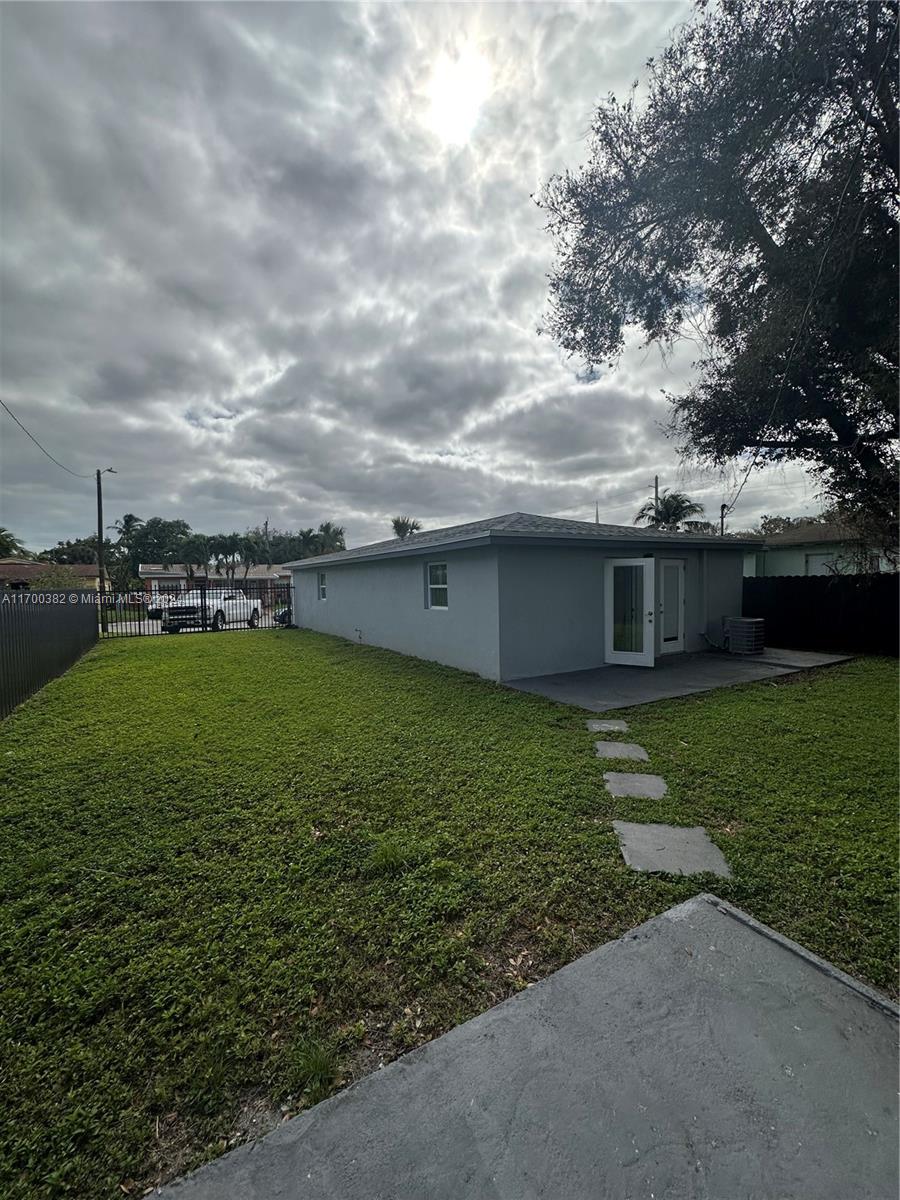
159,895,898,1200
589,720,732,876
613,820,732,877
506,647,851,712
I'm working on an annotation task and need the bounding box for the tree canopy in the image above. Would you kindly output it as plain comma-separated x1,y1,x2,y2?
541,0,898,548
36,516,347,589
0,527,27,557
29,563,88,589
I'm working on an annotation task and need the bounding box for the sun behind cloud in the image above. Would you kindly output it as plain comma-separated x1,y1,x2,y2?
424,42,493,145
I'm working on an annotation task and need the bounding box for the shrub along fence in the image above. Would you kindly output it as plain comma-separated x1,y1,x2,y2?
743,573,898,657
0,590,99,720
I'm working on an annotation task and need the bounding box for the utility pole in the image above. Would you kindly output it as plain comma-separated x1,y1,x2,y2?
720,503,728,537
654,475,659,511
595,501,599,525
96,467,116,632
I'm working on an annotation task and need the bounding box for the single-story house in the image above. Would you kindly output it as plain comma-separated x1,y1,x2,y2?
0,558,106,590
286,512,757,682
743,523,895,577
138,563,291,590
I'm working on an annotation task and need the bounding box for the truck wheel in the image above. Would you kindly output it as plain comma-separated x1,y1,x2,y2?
248,610,259,629
212,611,225,632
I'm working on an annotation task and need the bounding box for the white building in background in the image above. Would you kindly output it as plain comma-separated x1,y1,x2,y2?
743,523,896,577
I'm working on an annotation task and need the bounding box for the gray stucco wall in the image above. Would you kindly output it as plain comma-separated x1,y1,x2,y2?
662,551,702,656
293,543,747,682
292,548,501,679
496,546,744,679
497,546,607,679
700,549,745,646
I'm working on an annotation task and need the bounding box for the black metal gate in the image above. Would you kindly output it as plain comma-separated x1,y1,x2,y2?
99,578,293,638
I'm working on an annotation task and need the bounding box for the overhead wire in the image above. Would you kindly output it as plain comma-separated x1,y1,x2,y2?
0,397,94,480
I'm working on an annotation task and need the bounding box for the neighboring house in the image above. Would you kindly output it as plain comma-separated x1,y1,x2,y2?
744,523,895,577
138,563,291,590
0,558,105,590
286,512,757,682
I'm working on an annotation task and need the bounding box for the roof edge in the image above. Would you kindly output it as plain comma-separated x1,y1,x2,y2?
287,529,760,569
286,533,493,569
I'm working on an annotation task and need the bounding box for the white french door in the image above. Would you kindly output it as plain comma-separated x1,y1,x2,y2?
658,559,685,655
604,558,655,667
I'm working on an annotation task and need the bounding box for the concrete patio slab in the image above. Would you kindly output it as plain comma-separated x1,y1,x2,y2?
506,647,852,712
747,646,853,669
160,895,898,1200
585,718,628,733
603,771,668,799
593,740,648,761
613,820,732,877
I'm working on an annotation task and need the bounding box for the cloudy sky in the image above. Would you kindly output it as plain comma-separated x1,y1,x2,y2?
0,1,820,553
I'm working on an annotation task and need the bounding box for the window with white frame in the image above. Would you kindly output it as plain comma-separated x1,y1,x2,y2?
426,562,448,609
318,571,327,600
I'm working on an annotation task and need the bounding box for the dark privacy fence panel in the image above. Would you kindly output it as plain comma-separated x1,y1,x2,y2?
743,574,898,657
0,590,99,719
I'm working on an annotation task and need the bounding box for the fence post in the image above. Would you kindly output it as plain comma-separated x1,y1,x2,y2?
200,580,208,632
98,578,107,635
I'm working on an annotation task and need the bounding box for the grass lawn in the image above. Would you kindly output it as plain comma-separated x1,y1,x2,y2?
0,631,896,1198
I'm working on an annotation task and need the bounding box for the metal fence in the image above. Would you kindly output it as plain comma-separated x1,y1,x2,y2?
743,572,898,656
0,589,99,720
99,578,293,638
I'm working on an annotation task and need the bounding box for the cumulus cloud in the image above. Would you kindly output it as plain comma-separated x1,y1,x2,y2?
0,1,817,551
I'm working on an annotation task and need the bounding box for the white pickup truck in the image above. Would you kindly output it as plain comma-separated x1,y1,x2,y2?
161,589,260,633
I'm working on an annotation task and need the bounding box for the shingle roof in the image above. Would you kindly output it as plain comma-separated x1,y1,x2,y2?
0,559,102,580
286,512,757,569
763,523,860,547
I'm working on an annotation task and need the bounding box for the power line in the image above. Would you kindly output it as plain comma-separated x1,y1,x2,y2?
0,397,94,479
547,471,815,522
723,9,899,516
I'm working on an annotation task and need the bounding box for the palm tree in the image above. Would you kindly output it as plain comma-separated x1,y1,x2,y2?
391,516,422,540
316,521,346,554
210,533,242,581
238,534,263,580
298,528,321,558
634,489,705,531
110,513,144,542
109,513,145,582
181,534,210,581
0,527,27,557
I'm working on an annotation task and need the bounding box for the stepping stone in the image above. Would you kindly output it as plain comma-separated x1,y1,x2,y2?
586,719,629,733
613,821,732,878
594,741,648,762
603,772,668,799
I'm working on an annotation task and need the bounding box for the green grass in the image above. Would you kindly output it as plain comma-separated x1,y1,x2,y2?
287,1034,344,1105
0,631,896,1198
